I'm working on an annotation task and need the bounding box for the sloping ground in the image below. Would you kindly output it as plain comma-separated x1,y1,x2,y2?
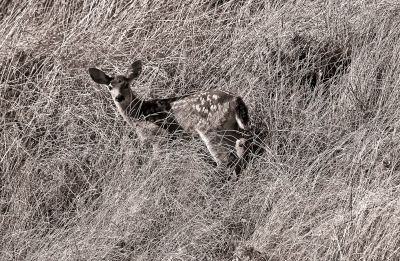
1,1,400,260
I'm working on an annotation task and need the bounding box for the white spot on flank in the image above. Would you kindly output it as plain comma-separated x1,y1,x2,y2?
212,95,219,100
174,100,186,105
196,104,201,111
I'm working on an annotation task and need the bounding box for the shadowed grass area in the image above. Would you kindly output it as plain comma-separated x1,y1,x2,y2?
1,0,400,260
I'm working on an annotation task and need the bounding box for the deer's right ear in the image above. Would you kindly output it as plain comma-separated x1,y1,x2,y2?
127,60,142,80
88,68,112,85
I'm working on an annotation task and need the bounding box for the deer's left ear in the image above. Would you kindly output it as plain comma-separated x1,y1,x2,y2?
88,68,112,85
127,60,142,80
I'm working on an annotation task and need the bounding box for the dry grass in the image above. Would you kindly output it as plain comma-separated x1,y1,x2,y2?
1,0,400,260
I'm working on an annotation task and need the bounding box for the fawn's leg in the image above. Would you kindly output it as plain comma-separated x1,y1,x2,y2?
134,121,167,158
196,130,226,166
197,129,247,182
220,130,253,178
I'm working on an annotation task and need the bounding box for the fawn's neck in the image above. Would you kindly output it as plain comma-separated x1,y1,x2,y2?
116,95,185,136
113,92,142,122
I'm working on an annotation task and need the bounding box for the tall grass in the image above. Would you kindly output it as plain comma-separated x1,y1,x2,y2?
1,0,400,260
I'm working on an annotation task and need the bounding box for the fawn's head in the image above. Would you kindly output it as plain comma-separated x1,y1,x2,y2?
88,61,142,107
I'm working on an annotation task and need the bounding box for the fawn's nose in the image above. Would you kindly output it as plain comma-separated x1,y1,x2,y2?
115,94,125,102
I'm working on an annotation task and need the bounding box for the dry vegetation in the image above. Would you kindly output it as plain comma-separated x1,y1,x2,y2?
1,0,400,260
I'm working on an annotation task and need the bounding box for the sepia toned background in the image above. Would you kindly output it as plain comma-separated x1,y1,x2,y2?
1,0,400,260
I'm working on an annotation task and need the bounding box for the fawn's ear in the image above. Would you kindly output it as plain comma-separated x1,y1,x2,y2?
127,60,142,80
88,68,112,85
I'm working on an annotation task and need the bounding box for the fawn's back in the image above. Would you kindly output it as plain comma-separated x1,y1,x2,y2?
136,90,248,135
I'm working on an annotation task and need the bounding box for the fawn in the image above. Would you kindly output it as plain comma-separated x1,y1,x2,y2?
88,60,251,172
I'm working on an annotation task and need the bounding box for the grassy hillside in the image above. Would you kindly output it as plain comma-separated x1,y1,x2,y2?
1,0,400,260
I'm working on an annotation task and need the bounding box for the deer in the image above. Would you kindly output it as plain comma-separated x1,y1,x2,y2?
88,60,252,174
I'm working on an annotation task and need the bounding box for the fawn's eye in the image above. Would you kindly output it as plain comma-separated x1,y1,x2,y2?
108,84,112,90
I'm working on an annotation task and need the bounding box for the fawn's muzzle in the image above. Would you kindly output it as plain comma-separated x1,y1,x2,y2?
115,95,125,102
